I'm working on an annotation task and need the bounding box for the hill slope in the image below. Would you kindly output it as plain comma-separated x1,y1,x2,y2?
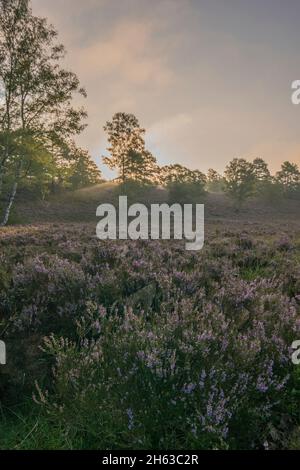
11,183,300,226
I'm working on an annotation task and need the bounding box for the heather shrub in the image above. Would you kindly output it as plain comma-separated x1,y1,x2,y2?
1,224,300,449
35,278,299,449
5,254,86,335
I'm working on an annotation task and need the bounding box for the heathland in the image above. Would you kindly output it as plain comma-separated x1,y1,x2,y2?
1,186,300,450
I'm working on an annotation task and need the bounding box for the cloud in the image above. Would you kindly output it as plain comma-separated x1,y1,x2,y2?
73,20,172,87
31,0,300,177
148,113,192,141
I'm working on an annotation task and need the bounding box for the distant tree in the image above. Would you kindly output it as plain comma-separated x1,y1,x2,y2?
252,158,271,182
207,168,220,182
189,169,207,185
224,158,256,208
251,157,275,200
0,0,87,225
125,149,159,185
160,164,185,185
276,161,300,195
103,113,148,184
160,164,206,204
206,168,224,192
67,146,102,190
160,164,206,186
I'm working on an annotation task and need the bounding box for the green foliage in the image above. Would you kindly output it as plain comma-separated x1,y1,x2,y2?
125,149,159,185
276,161,300,198
159,164,206,204
168,181,206,204
66,146,102,191
256,179,283,204
0,0,87,223
0,401,73,450
160,164,206,186
103,113,158,184
206,168,225,192
224,158,256,208
252,158,271,182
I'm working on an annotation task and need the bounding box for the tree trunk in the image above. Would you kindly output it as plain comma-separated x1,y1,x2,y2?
0,156,7,197
0,165,3,197
0,180,18,227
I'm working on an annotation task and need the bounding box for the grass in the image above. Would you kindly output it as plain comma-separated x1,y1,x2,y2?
0,401,67,450
10,184,300,226
240,265,270,281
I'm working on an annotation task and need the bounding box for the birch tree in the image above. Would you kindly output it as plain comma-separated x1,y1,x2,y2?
0,0,87,225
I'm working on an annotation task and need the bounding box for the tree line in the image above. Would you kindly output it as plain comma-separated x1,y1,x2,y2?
1,1,299,226
103,112,300,207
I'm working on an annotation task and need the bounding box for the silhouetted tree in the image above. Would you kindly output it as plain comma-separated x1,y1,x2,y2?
224,158,256,208
276,161,300,195
252,158,271,181
124,149,159,185
160,164,206,186
103,113,148,184
67,146,102,190
160,164,206,204
206,168,224,192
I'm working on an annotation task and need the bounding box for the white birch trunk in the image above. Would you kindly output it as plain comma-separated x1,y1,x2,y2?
0,180,18,227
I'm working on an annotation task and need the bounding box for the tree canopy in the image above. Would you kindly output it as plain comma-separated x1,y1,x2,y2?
0,0,99,224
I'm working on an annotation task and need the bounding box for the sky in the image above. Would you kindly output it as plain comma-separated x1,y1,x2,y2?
32,0,300,179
